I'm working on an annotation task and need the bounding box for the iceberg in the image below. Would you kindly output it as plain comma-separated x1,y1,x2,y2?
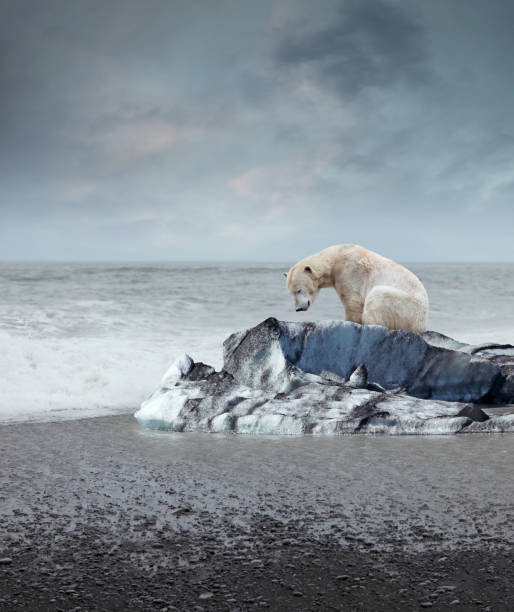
223,319,502,402
135,318,514,435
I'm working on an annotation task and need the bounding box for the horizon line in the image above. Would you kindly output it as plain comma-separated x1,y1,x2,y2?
1,259,513,265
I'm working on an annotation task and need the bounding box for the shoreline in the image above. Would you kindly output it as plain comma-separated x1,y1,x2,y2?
1,401,513,429
1,414,514,610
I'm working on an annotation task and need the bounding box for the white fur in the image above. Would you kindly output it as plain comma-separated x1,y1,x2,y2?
285,245,429,333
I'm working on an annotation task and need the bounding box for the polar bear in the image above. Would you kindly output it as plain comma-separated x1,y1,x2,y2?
284,244,428,333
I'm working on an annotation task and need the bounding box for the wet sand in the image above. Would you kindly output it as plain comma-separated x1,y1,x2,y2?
1,414,514,611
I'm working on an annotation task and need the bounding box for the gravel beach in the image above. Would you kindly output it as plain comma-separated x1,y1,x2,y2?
1,414,514,611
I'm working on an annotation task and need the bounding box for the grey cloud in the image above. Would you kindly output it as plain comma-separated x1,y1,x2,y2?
274,0,428,96
0,0,513,261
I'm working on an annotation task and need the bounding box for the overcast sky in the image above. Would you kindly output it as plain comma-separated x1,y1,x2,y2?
1,0,513,261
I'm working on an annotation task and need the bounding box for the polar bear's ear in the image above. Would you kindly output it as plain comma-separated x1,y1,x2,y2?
304,266,313,274
282,272,288,278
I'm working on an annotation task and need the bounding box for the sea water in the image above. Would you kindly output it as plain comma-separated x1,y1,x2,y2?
1,262,513,423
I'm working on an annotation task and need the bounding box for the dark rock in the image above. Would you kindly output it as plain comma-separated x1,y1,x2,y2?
483,367,514,405
423,332,514,405
456,405,489,422
185,362,216,381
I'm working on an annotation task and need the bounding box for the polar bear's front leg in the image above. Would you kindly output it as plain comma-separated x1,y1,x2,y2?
334,278,364,324
344,308,363,324
342,297,364,324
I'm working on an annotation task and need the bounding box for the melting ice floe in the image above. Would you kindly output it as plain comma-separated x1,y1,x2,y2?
135,318,514,435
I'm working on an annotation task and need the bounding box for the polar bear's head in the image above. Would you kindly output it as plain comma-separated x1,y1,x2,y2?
283,264,319,311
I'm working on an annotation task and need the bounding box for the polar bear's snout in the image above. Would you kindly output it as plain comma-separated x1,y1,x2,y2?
294,292,311,311
285,264,318,312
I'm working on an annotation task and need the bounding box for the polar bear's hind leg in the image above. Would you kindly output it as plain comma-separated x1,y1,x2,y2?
361,285,427,333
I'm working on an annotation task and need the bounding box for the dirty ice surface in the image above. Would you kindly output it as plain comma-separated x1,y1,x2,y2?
136,319,514,436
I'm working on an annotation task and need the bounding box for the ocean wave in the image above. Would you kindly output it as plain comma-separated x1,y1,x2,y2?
0,329,224,424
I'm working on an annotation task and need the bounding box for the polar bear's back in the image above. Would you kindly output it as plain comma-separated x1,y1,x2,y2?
350,245,428,305
353,247,428,332
375,258,427,302
362,284,428,333
330,245,429,332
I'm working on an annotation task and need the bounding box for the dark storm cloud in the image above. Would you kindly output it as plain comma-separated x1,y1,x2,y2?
274,0,427,96
0,0,513,261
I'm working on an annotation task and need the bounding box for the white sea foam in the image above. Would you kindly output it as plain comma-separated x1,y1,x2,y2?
0,330,186,423
1,262,514,423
